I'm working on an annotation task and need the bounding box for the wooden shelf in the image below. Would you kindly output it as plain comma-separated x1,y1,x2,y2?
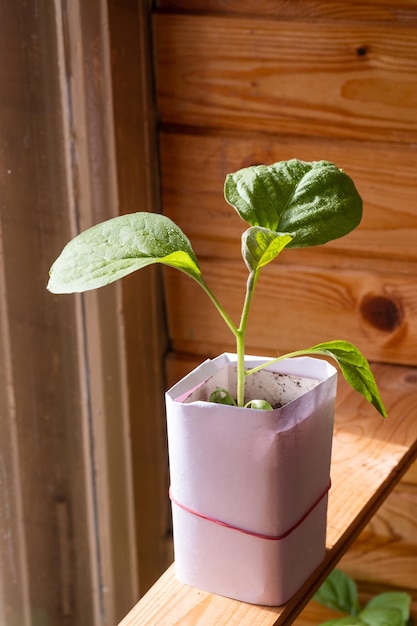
118,363,417,625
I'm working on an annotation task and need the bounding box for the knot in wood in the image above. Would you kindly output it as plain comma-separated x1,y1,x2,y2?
356,46,368,57
359,294,403,332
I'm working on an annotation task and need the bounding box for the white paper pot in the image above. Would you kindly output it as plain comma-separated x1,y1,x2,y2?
165,353,337,606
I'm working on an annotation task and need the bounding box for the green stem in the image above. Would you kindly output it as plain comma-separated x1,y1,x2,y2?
245,348,311,377
197,278,238,337
236,270,260,407
195,272,260,408
235,330,245,407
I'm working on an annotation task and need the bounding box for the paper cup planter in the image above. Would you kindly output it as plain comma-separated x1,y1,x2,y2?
165,353,337,606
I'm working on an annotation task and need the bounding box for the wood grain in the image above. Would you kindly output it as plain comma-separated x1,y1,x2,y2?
118,362,417,625
164,262,417,366
295,601,353,626
156,0,417,24
108,0,173,594
159,132,417,274
153,14,417,142
403,457,417,484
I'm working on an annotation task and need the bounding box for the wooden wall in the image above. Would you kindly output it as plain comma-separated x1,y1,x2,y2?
0,2,139,624
151,0,417,618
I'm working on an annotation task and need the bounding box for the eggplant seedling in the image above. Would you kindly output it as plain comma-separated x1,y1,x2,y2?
47,159,386,416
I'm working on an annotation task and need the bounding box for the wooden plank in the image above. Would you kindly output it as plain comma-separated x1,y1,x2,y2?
164,262,417,366
153,14,417,142
155,0,417,24
403,458,417,484
0,3,102,624
159,133,417,275
340,480,417,590
0,229,31,626
117,362,417,625
165,352,202,390
296,600,351,626
107,0,172,595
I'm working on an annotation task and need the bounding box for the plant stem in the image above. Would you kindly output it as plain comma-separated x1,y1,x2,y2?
236,270,260,407
235,330,246,408
245,349,310,377
198,278,238,337
197,272,260,408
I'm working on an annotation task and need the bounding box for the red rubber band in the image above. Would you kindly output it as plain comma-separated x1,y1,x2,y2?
169,481,331,541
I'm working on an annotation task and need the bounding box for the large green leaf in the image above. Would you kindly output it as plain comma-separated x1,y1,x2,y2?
224,159,362,248
364,593,411,624
359,608,404,626
315,571,410,626
314,569,360,616
241,227,293,272
47,212,202,293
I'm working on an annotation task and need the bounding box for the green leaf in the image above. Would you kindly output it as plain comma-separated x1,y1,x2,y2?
314,569,360,615
306,341,387,418
241,227,293,272
359,607,404,626
364,593,411,623
244,399,273,410
47,212,202,293
209,388,237,406
224,159,362,248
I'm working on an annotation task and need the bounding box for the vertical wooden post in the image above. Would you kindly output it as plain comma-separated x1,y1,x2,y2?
107,0,173,592
0,0,159,623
